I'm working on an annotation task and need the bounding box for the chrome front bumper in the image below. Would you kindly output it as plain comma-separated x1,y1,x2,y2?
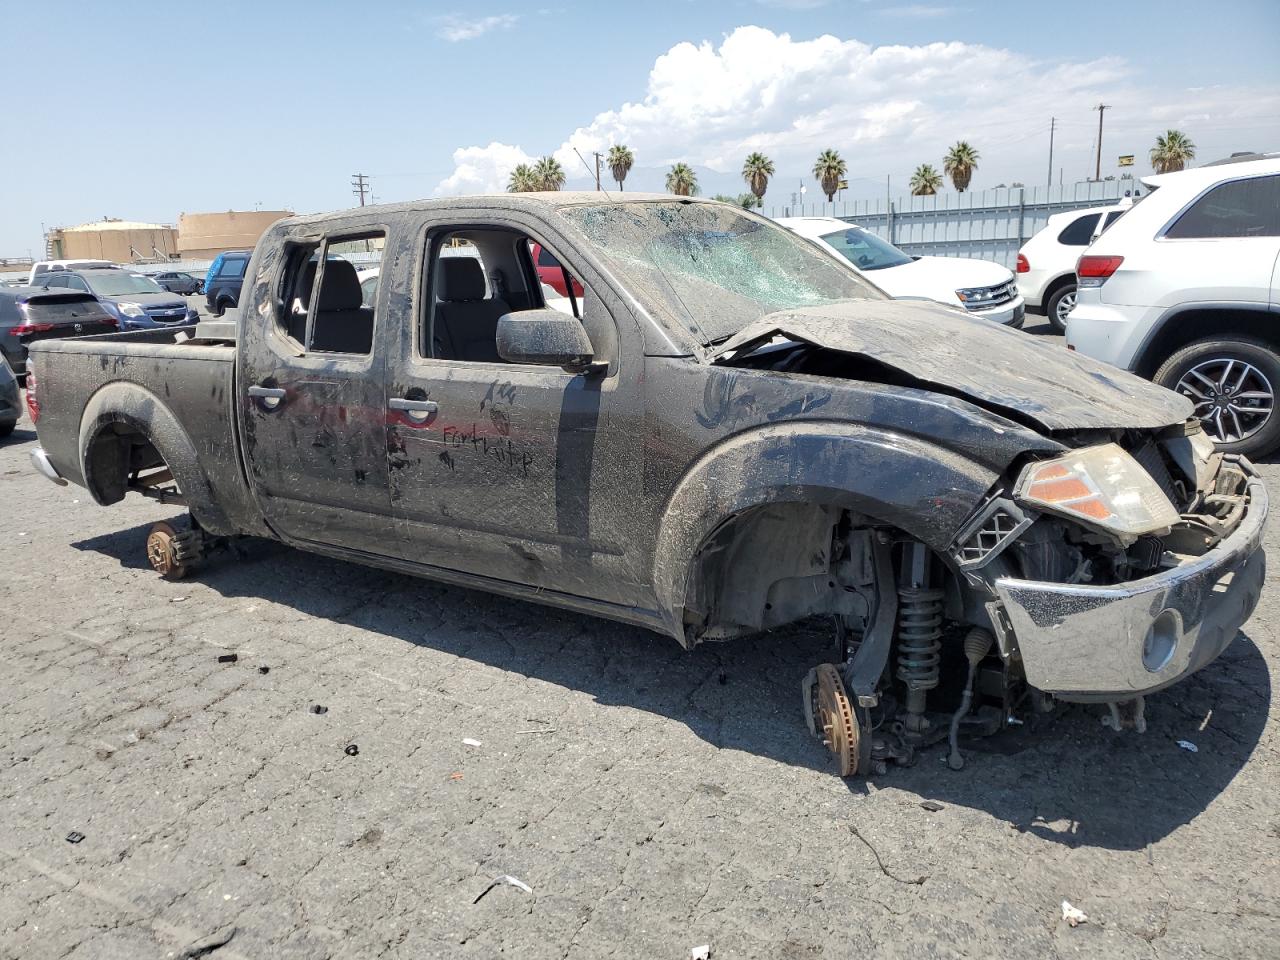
995,475,1268,702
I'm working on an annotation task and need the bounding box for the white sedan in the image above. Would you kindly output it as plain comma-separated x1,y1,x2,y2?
777,216,1025,327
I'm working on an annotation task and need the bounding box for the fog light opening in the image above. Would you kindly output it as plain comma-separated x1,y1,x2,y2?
1143,610,1179,672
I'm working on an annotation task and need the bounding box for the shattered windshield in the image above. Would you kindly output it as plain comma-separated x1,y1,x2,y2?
561,201,884,344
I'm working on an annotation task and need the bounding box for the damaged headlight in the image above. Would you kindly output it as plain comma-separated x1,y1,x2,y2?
1015,442,1180,538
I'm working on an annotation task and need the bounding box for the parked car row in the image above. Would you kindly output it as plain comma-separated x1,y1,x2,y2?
34,269,196,330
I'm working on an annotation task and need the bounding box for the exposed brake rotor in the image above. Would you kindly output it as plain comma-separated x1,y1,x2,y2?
813,663,862,777
146,521,192,580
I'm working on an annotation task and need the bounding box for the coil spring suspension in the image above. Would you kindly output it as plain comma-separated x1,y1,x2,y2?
895,586,944,691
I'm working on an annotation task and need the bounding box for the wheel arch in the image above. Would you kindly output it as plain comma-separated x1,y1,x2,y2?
651,422,999,645
78,381,235,533
1131,303,1280,379
1042,272,1076,304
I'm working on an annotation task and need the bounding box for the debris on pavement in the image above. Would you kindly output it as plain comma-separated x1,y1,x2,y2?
462,738,482,747
170,596,188,603
310,704,328,715
1061,900,1088,927
690,945,711,960
1177,740,1199,753
258,666,270,675
344,744,359,756
473,874,533,903
216,653,238,664
848,823,928,885
176,925,238,959
920,800,944,812
449,772,464,781
65,831,85,844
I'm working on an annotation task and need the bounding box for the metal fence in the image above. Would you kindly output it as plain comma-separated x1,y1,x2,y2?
769,179,1140,269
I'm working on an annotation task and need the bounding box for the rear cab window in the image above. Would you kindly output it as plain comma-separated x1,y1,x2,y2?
276,232,385,357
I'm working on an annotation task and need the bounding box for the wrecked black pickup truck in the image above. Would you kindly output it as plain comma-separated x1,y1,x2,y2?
26,194,1267,776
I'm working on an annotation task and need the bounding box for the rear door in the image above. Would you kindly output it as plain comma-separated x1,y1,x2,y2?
237,221,396,554
1146,173,1280,306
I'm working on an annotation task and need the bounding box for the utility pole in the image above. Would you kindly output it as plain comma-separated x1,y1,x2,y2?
351,173,369,206
591,152,602,191
1093,104,1110,181
1047,117,1055,188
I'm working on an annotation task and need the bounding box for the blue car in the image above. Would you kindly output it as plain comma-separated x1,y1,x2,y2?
38,269,197,330
204,250,251,317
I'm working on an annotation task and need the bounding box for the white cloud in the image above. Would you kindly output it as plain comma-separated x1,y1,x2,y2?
436,142,534,194
436,13,519,42
434,26,1280,199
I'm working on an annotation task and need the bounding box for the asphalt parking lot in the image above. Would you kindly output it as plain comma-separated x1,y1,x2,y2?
1,318,1277,959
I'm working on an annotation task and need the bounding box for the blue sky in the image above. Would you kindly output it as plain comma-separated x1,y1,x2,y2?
1,0,1277,255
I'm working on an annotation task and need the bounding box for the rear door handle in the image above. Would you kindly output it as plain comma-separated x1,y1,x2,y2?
248,384,286,410
388,397,438,423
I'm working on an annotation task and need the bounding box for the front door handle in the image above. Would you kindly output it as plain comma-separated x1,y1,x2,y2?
388,397,438,423
248,384,286,410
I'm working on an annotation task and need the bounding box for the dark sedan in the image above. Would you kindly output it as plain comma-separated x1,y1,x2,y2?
0,288,118,376
150,271,203,295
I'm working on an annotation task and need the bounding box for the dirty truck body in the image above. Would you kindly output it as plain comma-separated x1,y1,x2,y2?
27,194,1266,775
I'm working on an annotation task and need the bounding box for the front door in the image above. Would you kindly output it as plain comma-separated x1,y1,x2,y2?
383,217,647,606
238,222,396,555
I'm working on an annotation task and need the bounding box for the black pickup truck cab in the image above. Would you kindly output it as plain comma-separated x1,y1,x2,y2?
25,194,1266,777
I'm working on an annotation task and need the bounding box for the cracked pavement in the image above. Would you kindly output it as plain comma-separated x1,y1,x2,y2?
1,395,1278,959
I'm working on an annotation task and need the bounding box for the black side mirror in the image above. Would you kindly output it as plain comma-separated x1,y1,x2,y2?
496,309,596,372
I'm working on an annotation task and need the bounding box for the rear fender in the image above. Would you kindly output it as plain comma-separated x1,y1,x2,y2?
78,381,234,534
652,421,998,642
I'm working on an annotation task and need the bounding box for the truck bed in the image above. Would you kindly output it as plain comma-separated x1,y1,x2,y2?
28,326,264,536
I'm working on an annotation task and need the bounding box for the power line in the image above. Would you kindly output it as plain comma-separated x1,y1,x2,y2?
351,173,370,206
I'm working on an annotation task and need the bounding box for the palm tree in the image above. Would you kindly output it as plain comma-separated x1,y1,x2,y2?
607,145,634,190
507,164,537,193
1150,130,1196,173
909,163,943,196
812,149,847,203
665,162,698,196
533,156,566,191
741,152,775,203
712,193,762,210
943,141,980,193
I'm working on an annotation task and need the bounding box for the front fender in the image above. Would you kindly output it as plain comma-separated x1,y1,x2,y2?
651,421,999,640
78,381,234,534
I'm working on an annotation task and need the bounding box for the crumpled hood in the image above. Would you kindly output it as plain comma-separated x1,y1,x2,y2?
712,299,1192,432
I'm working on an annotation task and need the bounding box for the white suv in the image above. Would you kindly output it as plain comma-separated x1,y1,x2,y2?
1015,203,1127,331
1067,157,1280,456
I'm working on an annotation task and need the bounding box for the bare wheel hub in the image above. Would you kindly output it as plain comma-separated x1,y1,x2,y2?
813,663,861,777
146,521,199,580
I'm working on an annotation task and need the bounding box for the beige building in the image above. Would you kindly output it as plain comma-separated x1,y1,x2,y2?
177,210,293,259
47,219,179,262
